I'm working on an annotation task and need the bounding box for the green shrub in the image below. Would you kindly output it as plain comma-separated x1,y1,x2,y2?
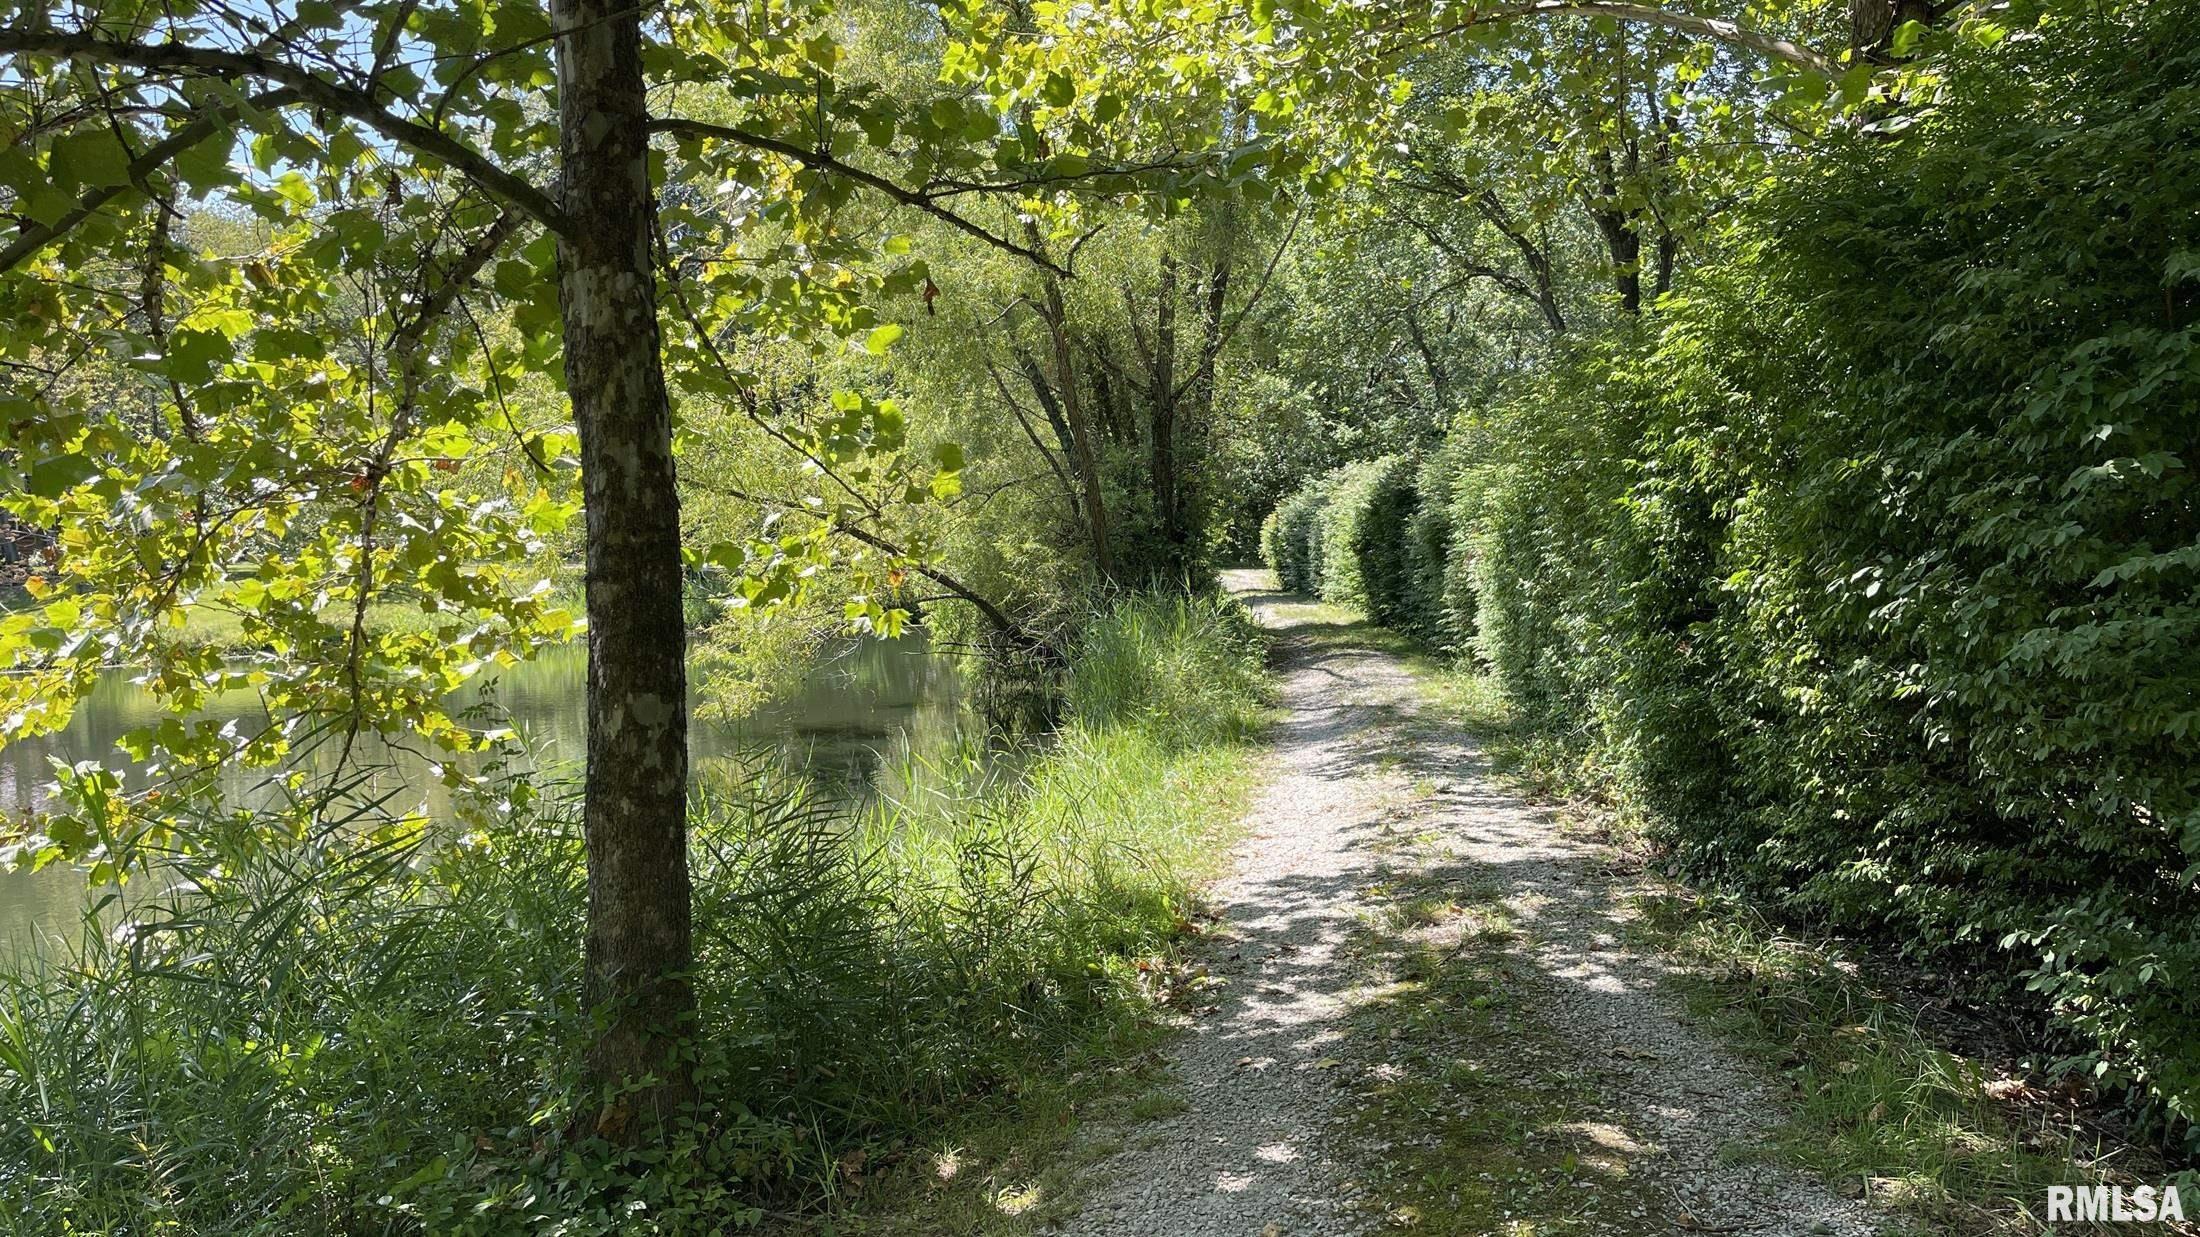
1263,459,1400,605
1310,458,1388,606
1400,446,1464,650
1425,2,2200,1142
1264,482,1329,593
1276,479,1320,589
1348,457,1422,632
1264,448,1464,649
1447,345,1652,774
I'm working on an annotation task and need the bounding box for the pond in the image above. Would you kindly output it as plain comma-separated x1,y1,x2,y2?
0,636,976,946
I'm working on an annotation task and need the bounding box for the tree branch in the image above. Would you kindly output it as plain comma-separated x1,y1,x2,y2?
0,28,571,233
0,85,301,274
983,351,1079,506
647,116,1069,276
699,478,1035,646
1169,208,1300,406
1403,213,1539,305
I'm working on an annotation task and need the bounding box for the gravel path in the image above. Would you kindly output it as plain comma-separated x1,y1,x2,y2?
1046,571,1883,1237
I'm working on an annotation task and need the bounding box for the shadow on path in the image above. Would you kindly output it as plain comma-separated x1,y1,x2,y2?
1047,571,1879,1237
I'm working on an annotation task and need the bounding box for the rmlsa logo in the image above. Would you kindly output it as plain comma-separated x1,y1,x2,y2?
2045,1185,2185,1223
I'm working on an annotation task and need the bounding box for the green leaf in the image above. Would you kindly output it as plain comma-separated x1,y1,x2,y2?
50,130,132,191
274,171,316,209
175,133,235,194
863,323,905,356
26,454,96,498
167,328,234,385
493,259,536,300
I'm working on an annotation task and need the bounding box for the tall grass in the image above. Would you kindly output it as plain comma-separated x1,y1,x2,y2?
0,592,1267,1234
1065,590,1267,746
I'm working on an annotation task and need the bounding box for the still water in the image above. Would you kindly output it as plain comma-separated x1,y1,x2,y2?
0,637,973,944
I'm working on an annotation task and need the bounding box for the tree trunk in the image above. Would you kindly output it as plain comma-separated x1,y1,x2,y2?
1148,255,1180,580
1175,251,1231,574
1592,206,1642,315
1653,227,1678,300
1851,0,1936,62
1038,275,1115,580
552,0,697,1136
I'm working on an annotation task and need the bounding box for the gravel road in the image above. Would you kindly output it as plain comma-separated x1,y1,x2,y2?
1045,571,1882,1237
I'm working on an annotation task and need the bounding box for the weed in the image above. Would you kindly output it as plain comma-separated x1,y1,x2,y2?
0,594,1267,1233
1627,893,2198,1236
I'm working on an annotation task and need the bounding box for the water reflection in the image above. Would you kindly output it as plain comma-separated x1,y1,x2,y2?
1,635,973,944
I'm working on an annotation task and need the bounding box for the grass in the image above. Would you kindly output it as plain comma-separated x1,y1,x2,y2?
0,591,1270,1235
813,592,1272,1235
1626,892,2198,1236
1329,844,1671,1235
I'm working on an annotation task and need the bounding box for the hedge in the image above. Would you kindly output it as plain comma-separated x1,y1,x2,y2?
1311,458,1391,608
1261,458,1402,610
1262,483,1329,593
1260,2,2200,1143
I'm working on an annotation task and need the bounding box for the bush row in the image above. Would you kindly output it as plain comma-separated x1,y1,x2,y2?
1269,4,2200,1143
1261,453,1464,649
1260,458,1406,609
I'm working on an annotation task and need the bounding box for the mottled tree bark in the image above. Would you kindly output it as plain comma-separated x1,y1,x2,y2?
552,0,697,1134
1170,252,1232,579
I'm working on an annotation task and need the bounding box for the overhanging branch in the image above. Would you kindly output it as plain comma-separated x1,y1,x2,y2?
647,117,1070,276
700,478,1036,646
0,85,300,274
0,28,571,233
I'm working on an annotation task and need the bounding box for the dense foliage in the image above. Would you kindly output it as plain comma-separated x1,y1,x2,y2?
1265,1,2200,1140
7,0,2184,1221
0,595,1264,1233
1259,454,1444,641
1261,484,1329,595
